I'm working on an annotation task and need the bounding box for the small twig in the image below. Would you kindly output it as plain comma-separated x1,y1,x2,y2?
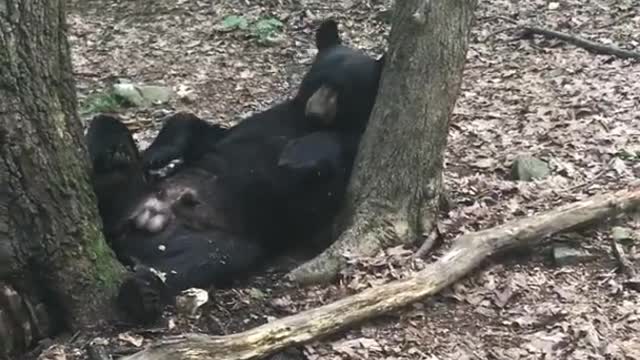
72,71,102,78
564,168,608,193
480,15,521,42
478,15,519,25
610,236,637,278
520,26,640,60
595,12,636,29
483,26,519,42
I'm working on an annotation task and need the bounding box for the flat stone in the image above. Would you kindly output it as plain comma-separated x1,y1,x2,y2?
553,244,596,267
510,155,550,181
612,226,636,244
248,288,267,300
137,85,173,104
112,83,173,108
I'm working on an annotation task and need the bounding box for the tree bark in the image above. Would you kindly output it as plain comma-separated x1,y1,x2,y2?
122,184,640,360
290,0,478,284
0,0,126,352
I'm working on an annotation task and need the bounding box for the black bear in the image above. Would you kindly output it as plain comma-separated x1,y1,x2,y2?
87,114,266,323
86,19,385,323
142,19,385,252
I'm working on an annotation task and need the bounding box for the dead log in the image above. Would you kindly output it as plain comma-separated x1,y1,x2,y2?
521,26,640,60
122,185,640,360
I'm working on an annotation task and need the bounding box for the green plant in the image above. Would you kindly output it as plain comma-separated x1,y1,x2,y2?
250,18,284,45
217,15,284,46
615,149,640,161
219,15,249,32
80,90,126,114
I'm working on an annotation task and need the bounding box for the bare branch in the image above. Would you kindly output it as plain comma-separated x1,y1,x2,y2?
521,26,640,60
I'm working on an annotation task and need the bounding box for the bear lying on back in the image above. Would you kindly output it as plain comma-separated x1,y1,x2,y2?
142,19,385,252
86,19,385,323
88,115,267,322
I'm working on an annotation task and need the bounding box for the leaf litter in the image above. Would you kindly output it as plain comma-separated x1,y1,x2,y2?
33,0,640,359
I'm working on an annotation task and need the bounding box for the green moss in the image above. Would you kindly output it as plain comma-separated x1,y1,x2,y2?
216,15,284,46
83,223,125,291
80,90,127,114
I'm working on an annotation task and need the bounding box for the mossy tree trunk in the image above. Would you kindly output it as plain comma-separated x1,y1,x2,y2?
291,0,477,284
0,0,126,354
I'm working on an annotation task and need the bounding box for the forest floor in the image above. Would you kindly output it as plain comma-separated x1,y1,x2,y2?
34,0,640,359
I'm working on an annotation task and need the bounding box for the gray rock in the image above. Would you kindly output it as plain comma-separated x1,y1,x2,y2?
552,244,596,267
248,288,267,300
611,226,636,244
152,108,173,119
112,83,145,107
112,83,173,108
510,155,550,181
138,85,173,104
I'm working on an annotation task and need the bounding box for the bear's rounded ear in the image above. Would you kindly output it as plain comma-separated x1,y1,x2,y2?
316,19,341,52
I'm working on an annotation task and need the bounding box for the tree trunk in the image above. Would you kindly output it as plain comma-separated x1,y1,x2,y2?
0,0,126,353
290,0,478,284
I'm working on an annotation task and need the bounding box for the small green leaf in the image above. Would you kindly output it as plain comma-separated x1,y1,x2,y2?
220,15,248,31
255,18,283,30
252,18,282,34
80,90,127,114
250,18,284,46
615,148,640,161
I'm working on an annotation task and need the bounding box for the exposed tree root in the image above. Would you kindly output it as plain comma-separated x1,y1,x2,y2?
287,0,476,284
415,225,440,258
520,26,640,59
289,199,423,285
121,184,640,360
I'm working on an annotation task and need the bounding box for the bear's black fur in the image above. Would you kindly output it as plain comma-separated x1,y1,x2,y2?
86,19,385,324
141,19,384,252
142,112,229,173
295,20,384,134
87,115,266,323
86,114,150,239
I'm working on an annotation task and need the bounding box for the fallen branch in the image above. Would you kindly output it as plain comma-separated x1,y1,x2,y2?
122,184,640,360
521,26,640,59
